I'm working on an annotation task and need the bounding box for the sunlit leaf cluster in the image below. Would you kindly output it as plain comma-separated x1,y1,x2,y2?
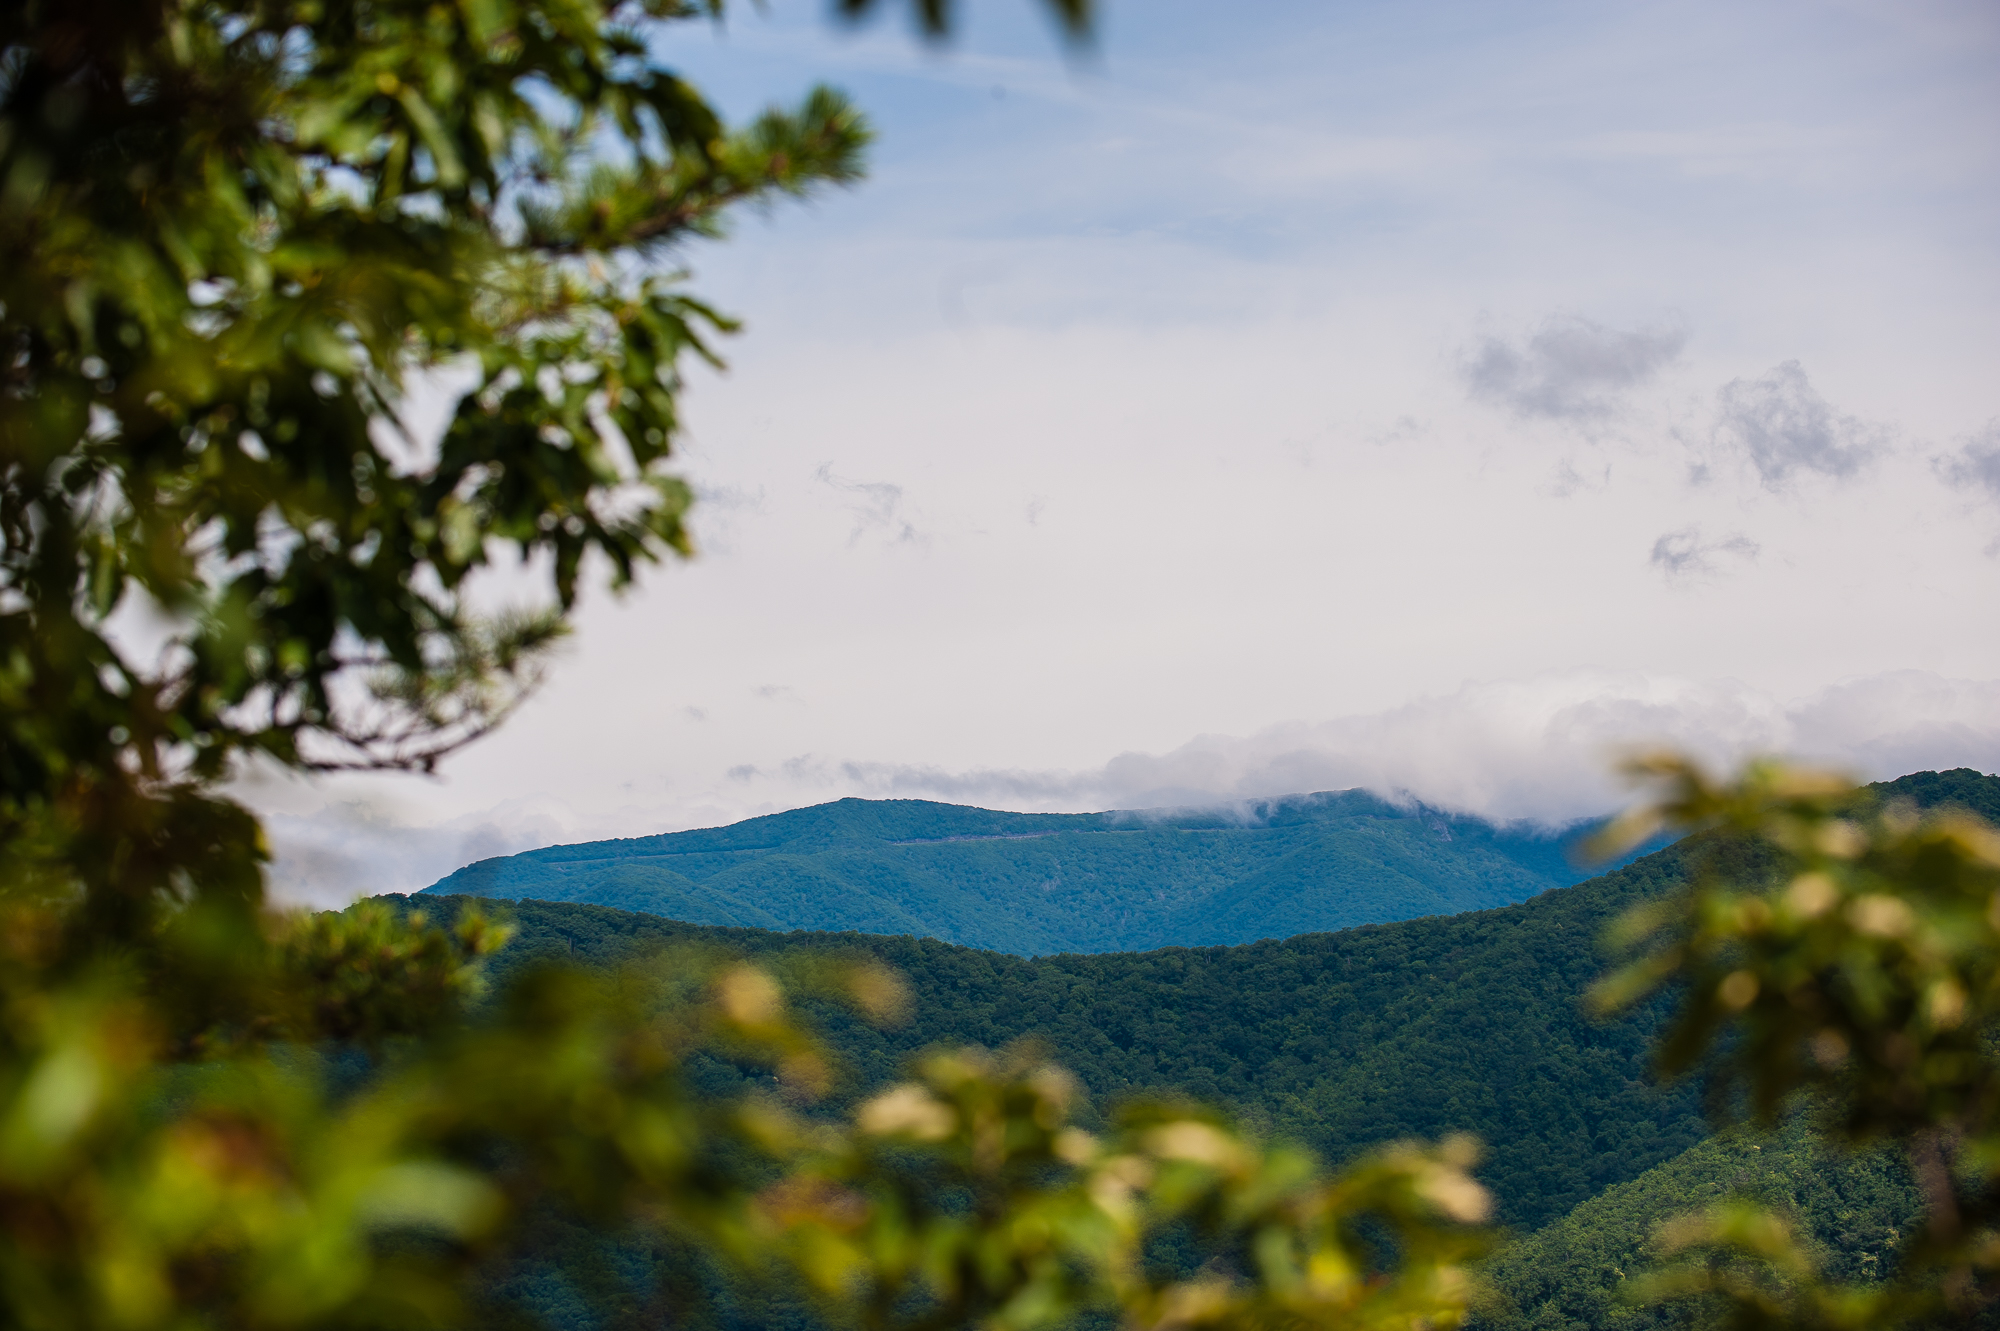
759,1042,1493,1331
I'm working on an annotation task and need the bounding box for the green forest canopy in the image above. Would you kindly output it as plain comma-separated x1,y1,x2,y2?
421,769,2000,1233
401,768,2000,1329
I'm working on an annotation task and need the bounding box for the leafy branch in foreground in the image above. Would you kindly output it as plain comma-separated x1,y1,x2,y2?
0,896,1495,1331
1590,755,2000,1328
0,0,880,981
773,1044,1492,1331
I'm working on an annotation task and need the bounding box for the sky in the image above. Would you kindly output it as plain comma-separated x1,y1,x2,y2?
245,0,2000,906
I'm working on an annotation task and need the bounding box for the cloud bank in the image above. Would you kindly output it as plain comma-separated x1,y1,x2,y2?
261,797,585,911
816,671,2000,824
263,669,2000,906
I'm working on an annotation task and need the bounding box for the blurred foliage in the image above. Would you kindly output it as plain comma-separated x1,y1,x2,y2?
0,2,1500,1329
1590,755,2000,1328
0,903,882,1331
779,1046,1491,1331
0,902,1500,1331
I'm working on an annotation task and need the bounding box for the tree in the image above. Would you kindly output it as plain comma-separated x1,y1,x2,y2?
0,4,1498,1329
1590,755,2000,1328
1,0,886,977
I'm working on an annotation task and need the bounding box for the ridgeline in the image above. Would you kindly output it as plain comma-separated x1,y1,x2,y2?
402,768,2000,1330
421,788,1653,955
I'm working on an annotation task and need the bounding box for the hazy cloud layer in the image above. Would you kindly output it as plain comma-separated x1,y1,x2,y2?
263,799,579,909
264,670,2000,905
1463,316,1686,421
1709,361,1887,490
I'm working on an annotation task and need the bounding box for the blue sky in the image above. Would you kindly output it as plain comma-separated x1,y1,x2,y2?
251,0,2000,903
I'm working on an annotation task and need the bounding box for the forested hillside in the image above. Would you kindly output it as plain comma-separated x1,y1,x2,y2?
1474,1118,1923,1330
421,770,2000,1232
405,768,2000,1328
1459,765,2000,1331
421,788,1652,955
423,833,1716,1230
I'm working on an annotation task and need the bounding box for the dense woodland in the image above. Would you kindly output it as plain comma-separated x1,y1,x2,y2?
396,769,2000,1329
1474,1117,1924,1329
428,835,1705,1229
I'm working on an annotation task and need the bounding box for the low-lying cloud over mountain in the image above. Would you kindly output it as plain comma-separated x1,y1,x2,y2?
260,668,2000,907
813,670,2000,822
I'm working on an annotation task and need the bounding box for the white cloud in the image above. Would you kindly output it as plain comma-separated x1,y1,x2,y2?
262,798,579,909
809,670,2000,825
1785,672,2000,777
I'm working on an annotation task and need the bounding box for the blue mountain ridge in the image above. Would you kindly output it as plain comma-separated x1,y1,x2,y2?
420,788,1663,955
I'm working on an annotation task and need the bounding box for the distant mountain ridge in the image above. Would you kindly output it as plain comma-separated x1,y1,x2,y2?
420,787,1658,954
407,768,2000,1330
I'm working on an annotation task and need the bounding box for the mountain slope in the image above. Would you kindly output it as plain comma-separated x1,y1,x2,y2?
421,768,2000,1235
421,788,1644,955
408,768,1999,1331
423,829,1720,1230
1473,1117,1923,1330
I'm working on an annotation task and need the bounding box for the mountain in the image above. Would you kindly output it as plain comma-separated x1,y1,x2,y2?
419,788,1656,955
412,768,2000,1331
423,825,1723,1230
425,769,2000,1231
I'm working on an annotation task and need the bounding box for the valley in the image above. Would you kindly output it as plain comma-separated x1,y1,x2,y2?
398,768,2000,1328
